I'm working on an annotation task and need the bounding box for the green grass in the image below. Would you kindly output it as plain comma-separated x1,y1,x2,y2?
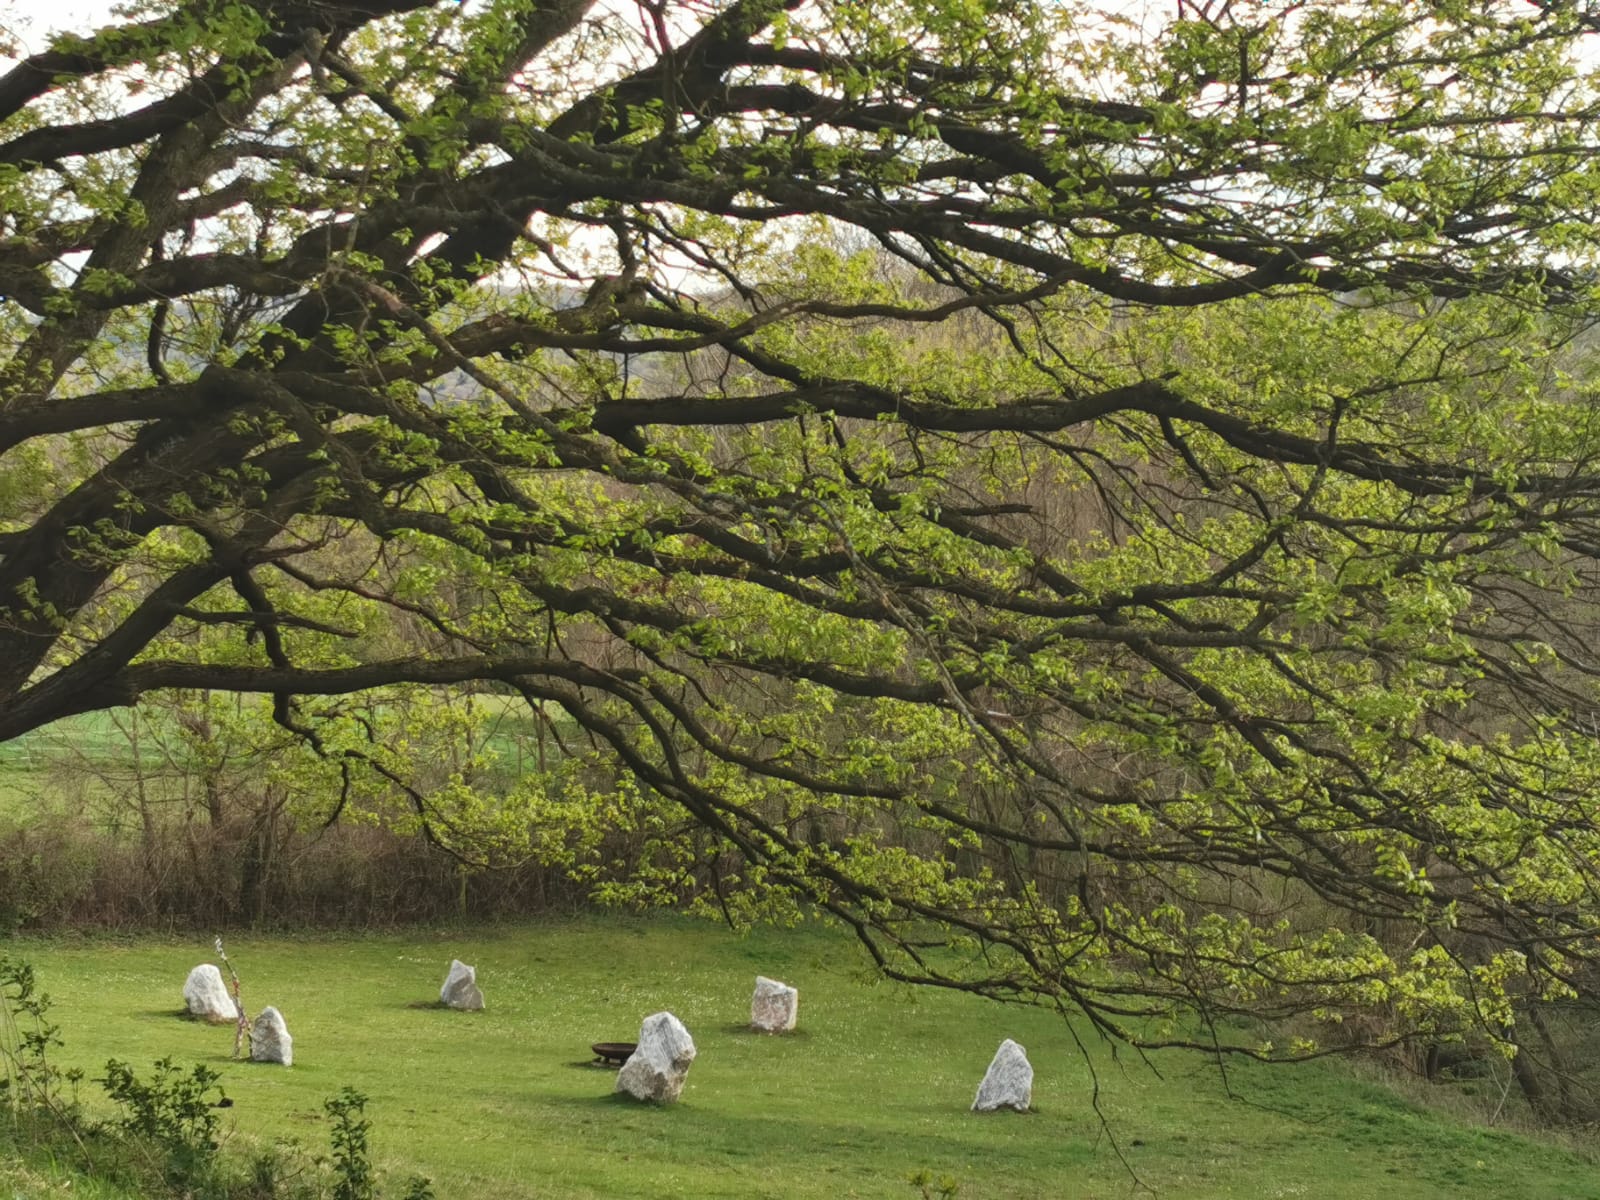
0,711,168,827
4,916,1596,1199
0,712,153,771
0,1153,140,1200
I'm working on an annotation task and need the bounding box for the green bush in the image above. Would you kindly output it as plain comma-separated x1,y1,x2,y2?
99,1057,225,1191
324,1088,435,1200
0,953,81,1119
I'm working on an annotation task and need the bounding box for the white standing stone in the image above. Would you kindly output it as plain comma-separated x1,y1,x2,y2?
251,1006,293,1066
440,959,484,1010
182,964,238,1023
616,1012,696,1103
750,976,798,1033
972,1038,1032,1113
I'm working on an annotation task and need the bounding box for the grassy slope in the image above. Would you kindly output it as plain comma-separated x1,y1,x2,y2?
4,916,1594,1200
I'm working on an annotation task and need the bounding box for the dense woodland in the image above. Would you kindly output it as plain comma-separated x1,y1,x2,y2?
9,0,1600,1120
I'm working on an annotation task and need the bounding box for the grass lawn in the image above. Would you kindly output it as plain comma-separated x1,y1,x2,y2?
3,915,1595,1199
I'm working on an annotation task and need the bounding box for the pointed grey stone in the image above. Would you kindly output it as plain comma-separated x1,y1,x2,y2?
972,1038,1032,1112
251,1006,293,1065
440,959,484,1010
182,964,237,1023
616,1012,696,1103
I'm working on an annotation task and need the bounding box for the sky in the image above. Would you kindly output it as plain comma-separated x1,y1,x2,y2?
2,0,114,57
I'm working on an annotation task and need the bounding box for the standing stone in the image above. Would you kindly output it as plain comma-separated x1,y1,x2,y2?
972,1038,1032,1112
440,959,484,1011
750,976,798,1033
182,964,238,1023
616,1012,696,1103
251,1006,293,1066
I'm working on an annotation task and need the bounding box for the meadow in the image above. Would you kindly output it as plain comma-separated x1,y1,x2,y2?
2,916,1595,1199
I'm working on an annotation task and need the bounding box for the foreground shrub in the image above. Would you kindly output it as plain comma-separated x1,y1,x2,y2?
100,1058,226,1192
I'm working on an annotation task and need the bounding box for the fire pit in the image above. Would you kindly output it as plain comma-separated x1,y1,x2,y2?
590,1041,636,1067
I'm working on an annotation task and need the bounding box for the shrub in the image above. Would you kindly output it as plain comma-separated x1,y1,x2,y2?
99,1057,226,1191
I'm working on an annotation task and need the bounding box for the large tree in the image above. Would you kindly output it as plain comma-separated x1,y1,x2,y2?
8,0,1600,1069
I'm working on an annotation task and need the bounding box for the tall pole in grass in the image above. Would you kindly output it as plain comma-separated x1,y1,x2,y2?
215,938,248,1060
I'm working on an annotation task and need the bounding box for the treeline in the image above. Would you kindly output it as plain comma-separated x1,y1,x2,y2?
0,693,650,930
0,815,587,930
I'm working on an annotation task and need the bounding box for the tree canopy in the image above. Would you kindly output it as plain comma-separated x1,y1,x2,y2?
8,0,1600,1069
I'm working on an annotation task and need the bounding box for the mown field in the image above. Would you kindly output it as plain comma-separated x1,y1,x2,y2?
2,916,1595,1199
